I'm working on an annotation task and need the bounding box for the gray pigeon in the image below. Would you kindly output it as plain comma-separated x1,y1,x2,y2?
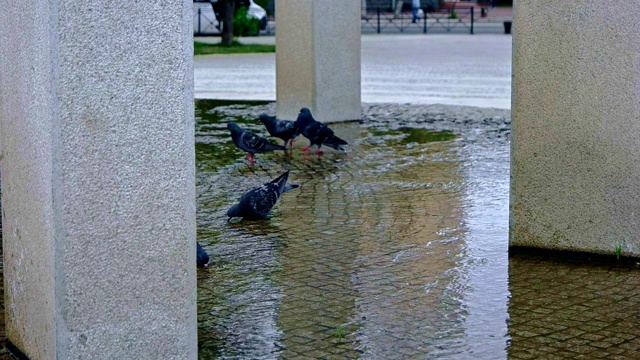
259,114,299,149
227,122,286,164
197,242,209,267
295,108,348,154
227,171,299,220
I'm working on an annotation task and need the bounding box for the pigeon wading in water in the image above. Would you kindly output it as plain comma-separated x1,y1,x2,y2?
227,122,286,164
197,242,210,267
227,171,299,220
295,108,348,155
259,114,299,149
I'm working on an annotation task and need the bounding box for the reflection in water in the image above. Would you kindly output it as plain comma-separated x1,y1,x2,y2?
1,100,636,359
458,135,511,359
195,100,509,358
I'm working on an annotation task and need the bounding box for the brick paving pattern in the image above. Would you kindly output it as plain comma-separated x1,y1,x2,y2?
1,100,639,359
509,253,640,360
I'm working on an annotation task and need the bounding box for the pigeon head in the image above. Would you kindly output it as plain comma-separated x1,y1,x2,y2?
299,108,312,116
227,122,242,134
296,108,314,127
226,204,241,218
258,114,273,124
196,242,210,267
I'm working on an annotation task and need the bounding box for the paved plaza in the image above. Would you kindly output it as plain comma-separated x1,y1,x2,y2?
1,31,639,359
191,100,639,359
194,34,512,109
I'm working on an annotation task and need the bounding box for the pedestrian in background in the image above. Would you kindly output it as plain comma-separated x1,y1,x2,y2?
412,0,421,23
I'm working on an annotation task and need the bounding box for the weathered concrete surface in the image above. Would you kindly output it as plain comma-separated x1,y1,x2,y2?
0,1,56,357
0,0,197,358
194,35,512,109
510,1,640,256
275,0,361,122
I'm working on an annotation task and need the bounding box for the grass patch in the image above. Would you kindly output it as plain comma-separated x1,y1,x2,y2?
332,325,346,341
194,40,275,55
369,127,457,144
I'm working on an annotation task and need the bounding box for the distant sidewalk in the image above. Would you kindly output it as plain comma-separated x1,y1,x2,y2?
478,6,513,22
194,34,513,109
194,36,276,45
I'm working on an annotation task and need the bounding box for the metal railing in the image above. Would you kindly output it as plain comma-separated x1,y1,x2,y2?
194,8,221,36
361,7,475,34
195,8,480,37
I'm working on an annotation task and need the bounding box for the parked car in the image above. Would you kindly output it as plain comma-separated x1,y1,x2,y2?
193,0,267,35
247,0,268,30
193,1,220,35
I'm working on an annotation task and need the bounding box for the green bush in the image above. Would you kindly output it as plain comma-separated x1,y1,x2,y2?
233,7,260,37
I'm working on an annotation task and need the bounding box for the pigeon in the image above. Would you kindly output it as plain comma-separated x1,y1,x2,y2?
294,108,348,154
259,114,299,149
227,122,286,164
197,242,210,267
227,171,299,220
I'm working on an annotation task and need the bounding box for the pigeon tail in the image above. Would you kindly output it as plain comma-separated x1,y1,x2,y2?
282,184,299,193
262,142,287,151
271,170,298,196
323,136,348,151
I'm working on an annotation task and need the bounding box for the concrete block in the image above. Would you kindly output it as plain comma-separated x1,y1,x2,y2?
510,0,640,257
0,0,197,358
276,0,361,122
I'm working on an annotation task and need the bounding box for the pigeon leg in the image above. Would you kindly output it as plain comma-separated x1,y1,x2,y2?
245,153,255,164
301,146,311,152
289,139,295,149
315,148,324,155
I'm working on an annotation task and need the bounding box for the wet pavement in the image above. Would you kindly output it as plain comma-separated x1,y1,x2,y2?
194,34,512,109
193,100,640,359
0,100,639,359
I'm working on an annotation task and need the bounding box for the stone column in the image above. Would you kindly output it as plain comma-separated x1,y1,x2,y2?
276,0,361,122
510,1,640,257
0,1,197,358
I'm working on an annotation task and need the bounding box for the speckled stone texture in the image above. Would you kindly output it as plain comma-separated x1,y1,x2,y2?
275,0,361,122
0,1,196,359
510,0,640,257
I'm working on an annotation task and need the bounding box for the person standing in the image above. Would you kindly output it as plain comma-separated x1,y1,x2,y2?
412,0,421,23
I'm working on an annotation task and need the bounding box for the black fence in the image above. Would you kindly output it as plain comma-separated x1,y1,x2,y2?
195,7,510,37
362,7,475,35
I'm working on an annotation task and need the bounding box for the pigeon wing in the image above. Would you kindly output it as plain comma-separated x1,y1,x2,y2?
248,184,280,218
276,120,299,139
304,121,334,145
240,131,285,152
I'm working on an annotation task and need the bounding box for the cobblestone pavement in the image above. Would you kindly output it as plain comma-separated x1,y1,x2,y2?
194,100,640,359
195,100,513,359
508,252,640,360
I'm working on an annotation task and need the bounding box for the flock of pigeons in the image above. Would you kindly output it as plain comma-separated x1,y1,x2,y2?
196,107,348,267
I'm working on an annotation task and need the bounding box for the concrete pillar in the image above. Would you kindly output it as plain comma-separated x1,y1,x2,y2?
0,1,196,358
275,0,361,122
510,1,640,257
